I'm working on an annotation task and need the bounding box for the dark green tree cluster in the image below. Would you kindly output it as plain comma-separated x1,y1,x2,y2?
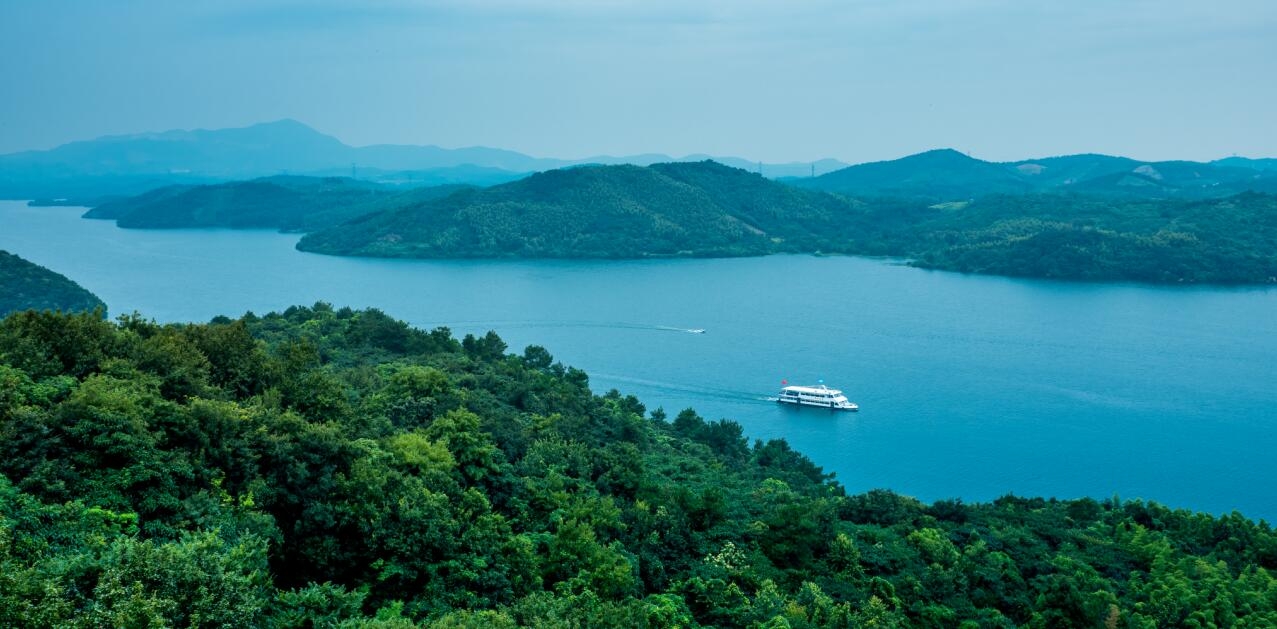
2,305,1276,627
0,250,105,318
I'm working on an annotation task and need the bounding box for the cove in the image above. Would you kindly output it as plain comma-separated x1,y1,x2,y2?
3,201,1275,520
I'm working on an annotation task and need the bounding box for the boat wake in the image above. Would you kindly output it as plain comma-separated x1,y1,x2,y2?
417,319,707,335
591,373,773,405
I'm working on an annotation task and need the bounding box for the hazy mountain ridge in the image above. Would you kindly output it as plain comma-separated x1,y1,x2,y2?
0,120,850,200
5,119,1273,202
802,148,1277,199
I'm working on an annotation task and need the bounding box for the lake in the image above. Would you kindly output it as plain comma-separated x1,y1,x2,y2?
3,200,1276,520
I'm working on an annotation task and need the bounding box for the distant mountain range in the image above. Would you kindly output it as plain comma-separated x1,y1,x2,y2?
0,120,848,201
4,119,1273,203
794,148,1277,200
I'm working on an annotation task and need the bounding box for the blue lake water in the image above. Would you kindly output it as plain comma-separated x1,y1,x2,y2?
3,200,1276,520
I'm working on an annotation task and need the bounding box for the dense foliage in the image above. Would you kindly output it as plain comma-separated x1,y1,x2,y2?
2,306,1276,627
297,161,859,258
0,250,105,317
85,176,472,232
834,192,1277,283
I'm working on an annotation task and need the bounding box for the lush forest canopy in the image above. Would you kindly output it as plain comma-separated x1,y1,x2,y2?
0,250,105,317
2,306,1275,627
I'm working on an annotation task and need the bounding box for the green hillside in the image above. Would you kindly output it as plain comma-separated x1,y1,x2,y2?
85,176,473,232
298,161,858,258
837,192,1277,283
0,250,104,317
1007,154,1140,186
1,305,1275,627
797,149,1036,199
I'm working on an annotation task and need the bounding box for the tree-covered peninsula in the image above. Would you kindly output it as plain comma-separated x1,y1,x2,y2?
2,305,1275,627
0,250,105,317
297,161,858,258
834,192,1277,284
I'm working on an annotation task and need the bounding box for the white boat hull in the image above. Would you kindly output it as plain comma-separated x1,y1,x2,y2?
777,397,859,411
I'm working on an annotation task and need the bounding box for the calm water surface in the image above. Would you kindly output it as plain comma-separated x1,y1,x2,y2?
3,201,1275,519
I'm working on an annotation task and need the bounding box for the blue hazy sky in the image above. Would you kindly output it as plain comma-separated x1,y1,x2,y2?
1,0,1274,163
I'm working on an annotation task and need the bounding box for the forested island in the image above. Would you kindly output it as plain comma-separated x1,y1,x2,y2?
82,154,1277,284
2,305,1275,627
0,250,105,317
293,161,1277,283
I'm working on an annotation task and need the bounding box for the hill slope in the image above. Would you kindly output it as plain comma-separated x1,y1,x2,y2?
298,161,858,258
0,250,104,316
798,149,1036,198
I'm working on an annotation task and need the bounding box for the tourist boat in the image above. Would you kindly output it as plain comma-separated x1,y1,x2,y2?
776,384,858,411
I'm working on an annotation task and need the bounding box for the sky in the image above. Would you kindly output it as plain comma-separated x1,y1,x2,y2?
1,0,1274,163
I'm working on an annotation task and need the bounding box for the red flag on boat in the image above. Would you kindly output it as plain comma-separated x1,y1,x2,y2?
781,379,787,385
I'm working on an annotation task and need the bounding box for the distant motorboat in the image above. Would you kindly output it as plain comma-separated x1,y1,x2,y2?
776,384,858,411
688,328,706,334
